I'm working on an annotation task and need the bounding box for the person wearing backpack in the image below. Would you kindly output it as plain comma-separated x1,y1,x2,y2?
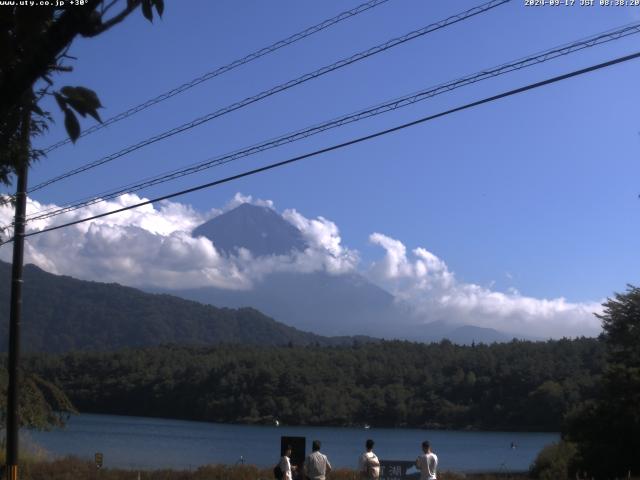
276,445,294,480
358,439,380,480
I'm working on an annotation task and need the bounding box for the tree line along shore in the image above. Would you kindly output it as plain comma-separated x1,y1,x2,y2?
20,337,602,432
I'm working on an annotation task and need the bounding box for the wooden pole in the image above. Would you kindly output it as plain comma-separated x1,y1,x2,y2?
5,101,30,480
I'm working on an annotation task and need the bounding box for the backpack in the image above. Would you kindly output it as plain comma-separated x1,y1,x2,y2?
274,463,283,480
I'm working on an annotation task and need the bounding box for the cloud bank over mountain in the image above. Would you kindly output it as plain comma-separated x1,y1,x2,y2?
0,192,602,338
0,193,357,291
368,232,602,338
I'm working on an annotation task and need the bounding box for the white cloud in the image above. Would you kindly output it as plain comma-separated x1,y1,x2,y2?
367,233,602,339
282,209,359,275
369,233,413,279
0,192,356,290
0,193,603,339
223,192,274,212
0,196,249,290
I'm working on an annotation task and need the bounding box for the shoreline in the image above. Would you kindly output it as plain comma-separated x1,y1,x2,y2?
63,409,562,434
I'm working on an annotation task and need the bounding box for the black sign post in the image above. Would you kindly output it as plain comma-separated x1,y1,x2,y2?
280,436,305,471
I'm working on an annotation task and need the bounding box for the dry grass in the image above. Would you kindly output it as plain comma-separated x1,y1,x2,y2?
12,457,534,480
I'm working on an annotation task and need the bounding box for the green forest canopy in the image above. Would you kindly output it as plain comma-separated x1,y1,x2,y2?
26,337,604,432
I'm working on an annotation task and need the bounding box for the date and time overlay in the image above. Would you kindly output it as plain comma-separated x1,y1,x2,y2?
3,0,640,8
525,0,640,6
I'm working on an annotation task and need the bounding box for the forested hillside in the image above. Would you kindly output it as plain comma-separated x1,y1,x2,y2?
0,261,371,351
26,338,604,431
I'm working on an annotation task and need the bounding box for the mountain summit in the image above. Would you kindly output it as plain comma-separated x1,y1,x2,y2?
185,203,400,337
192,203,306,256
179,202,514,343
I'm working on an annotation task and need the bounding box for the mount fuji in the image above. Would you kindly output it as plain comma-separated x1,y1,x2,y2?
161,203,512,344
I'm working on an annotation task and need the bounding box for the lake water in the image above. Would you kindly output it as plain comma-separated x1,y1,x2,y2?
26,413,558,473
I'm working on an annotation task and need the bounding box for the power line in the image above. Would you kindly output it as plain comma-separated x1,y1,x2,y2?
40,0,392,154
5,49,638,245
26,21,640,220
23,22,640,224
28,0,511,194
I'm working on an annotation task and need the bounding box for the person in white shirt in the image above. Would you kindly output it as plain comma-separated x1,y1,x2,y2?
358,439,380,479
304,440,332,480
415,440,438,480
279,445,295,480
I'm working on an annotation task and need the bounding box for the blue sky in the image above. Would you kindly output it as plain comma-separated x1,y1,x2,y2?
5,0,640,312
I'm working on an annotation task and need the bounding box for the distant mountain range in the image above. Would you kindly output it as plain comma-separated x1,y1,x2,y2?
0,203,516,353
0,261,374,353
168,203,515,344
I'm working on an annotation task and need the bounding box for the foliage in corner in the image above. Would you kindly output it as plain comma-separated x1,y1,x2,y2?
563,285,640,479
0,0,164,186
529,441,577,480
0,0,164,428
0,366,77,431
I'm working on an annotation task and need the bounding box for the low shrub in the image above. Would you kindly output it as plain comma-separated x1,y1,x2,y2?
529,441,577,480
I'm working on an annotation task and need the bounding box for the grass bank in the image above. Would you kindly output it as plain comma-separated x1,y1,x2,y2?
14,457,530,480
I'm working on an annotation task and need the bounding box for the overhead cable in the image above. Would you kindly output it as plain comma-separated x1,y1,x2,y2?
3,49,637,245
28,0,511,194
24,22,640,223
40,0,392,154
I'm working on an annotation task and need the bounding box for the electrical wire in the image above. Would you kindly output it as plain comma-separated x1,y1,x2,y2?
2,48,636,246
40,0,392,154
28,0,511,194
23,21,640,224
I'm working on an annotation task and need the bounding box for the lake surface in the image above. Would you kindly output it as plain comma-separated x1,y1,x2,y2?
26,413,558,473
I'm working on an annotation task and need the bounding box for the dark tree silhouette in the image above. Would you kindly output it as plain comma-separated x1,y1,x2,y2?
0,0,163,430
564,285,640,479
0,0,164,186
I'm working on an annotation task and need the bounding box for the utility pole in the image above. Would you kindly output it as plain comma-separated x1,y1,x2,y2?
5,102,30,480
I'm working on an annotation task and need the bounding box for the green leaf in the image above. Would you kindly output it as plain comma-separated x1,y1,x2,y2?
141,0,153,22
60,86,103,123
64,98,87,118
31,104,45,117
60,86,74,97
86,109,102,123
53,93,67,112
153,0,164,17
73,86,103,110
64,109,80,143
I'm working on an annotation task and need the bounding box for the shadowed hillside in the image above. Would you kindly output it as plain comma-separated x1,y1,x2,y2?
0,261,373,352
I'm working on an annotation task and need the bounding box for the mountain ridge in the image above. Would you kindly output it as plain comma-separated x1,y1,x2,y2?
0,204,518,350
0,261,375,353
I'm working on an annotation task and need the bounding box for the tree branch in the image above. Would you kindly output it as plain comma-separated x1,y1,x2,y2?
101,0,121,16
0,0,140,120
85,0,141,37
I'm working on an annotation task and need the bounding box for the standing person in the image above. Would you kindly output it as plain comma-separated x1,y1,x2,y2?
279,445,295,480
415,440,438,480
304,440,332,480
358,439,380,480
